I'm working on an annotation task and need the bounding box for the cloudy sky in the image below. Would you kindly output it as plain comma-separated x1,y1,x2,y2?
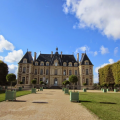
0,0,120,83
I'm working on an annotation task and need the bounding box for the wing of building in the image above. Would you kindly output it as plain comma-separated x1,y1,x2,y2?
17,48,94,89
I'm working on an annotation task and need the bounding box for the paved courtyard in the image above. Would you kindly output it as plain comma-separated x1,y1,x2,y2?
0,89,99,120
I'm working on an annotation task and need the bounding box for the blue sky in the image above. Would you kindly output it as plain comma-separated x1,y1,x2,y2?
0,0,120,83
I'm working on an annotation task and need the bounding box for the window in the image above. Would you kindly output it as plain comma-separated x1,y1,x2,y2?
85,61,89,65
23,67,26,73
86,78,89,85
55,62,57,66
46,78,48,84
74,64,77,67
23,60,27,63
69,64,72,66
19,67,21,72
35,69,37,75
69,70,72,75
63,70,66,75
75,70,77,75
40,69,43,75
22,77,25,84
40,78,43,81
46,63,49,66
63,63,66,66
35,62,38,65
86,69,88,75
55,69,57,75
41,62,44,66
46,69,49,75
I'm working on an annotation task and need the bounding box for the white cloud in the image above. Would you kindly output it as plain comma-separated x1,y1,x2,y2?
73,25,76,29
4,49,23,63
75,45,89,54
8,64,18,76
0,56,3,60
63,0,120,40
75,45,98,56
94,51,97,56
95,58,114,74
100,45,109,55
0,35,14,52
114,47,118,55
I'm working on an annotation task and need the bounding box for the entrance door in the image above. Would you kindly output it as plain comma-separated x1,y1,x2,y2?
54,78,57,86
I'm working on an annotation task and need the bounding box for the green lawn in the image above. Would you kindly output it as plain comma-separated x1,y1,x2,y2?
0,90,31,102
79,92,120,120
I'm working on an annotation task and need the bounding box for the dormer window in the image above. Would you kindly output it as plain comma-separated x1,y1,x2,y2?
63,62,66,66
74,63,78,67
46,62,49,66
41,62,44,66
85,61,89,65
23,59,27,63
35,62,38,66
55,62,57,66
69,62,72,67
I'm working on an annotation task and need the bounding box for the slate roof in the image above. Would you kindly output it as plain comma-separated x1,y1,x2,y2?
36,51,78,66
80,53,93,65
19,52,33,63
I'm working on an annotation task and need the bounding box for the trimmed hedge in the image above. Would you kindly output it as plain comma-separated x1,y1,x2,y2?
98,61,120,85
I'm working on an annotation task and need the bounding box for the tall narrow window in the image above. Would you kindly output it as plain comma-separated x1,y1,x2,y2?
40,69,43,75
69,70,72,75
46,63,49,66
55,69,57,75
86,69,88,75
75,70,77,75
63,70,66,75
22,77,25,84
46,69,49,75
35,69,37,75
86,78,89,85
23,67,26,73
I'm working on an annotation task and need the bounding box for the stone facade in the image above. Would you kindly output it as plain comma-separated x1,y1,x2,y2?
17,48,94,89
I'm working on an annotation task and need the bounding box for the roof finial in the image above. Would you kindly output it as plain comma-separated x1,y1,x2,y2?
40,51,41,54
85,50,86,53
56,47,58,52
27,49,28,52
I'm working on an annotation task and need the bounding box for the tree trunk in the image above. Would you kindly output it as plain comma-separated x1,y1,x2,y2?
73,83,75,92
11,82,12,91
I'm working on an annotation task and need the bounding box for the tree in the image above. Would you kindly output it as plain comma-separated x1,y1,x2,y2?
62,81,65,87
83,83,87,89
64,80,70,88
6,73,16,90
69,75,78,92
31,79,37,88
0,60,8,85
40,81,44,87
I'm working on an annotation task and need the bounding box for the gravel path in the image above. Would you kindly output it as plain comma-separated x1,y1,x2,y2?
0,89,99,120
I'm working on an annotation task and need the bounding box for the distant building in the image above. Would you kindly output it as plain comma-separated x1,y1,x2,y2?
17,48,94,89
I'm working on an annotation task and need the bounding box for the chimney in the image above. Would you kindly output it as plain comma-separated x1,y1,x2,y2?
34,52,36,61
51,51,53,58
61,51,62,58
77,53,79,62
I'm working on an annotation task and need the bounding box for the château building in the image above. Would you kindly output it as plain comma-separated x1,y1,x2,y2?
17,48,94,89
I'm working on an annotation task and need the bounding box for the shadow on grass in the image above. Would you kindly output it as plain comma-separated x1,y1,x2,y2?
79,100,91,103
100,102,116,104
32,102,48,104
79,94,87,95
8,100,27,102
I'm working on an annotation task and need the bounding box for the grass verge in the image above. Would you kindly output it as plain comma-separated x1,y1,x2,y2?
79,92,120,120
0,90,31,102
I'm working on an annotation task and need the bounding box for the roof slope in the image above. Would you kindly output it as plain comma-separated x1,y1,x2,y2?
80,53,93,65
19,52,33,63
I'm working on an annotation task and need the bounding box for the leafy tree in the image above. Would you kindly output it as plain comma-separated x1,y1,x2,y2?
83,83,87,89
102,82,107,88
20,81,23,87
0,60,8,85
62,81,65,87
64,80,70,88
114,84,118,89
40,81,44,87
31,79,37,88
69,75,78,92
6,73,16,90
